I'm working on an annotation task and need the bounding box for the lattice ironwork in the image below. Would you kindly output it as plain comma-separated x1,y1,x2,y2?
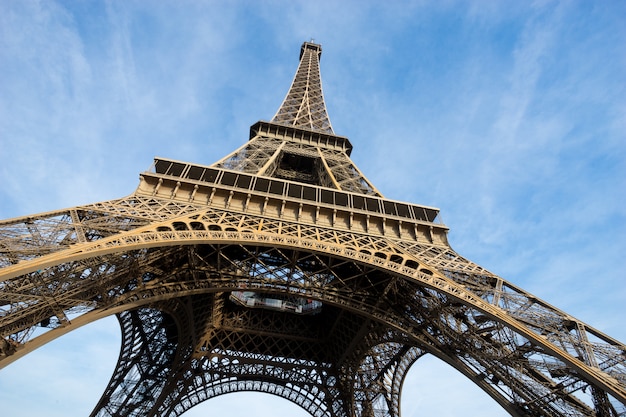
1,41,625,416
273,42,334,134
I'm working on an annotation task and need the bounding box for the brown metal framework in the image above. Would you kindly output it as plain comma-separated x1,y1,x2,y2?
1,41,625,417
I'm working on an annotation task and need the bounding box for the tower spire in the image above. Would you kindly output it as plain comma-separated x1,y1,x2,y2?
212,41,381,196
272,41,334,134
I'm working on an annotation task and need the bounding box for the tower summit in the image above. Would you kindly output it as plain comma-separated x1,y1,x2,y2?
1,41,625,417
272,41,334,134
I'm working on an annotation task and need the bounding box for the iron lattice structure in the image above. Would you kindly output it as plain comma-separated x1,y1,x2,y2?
1,41,625,417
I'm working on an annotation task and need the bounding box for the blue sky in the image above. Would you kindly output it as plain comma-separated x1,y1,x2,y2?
1,1,625,416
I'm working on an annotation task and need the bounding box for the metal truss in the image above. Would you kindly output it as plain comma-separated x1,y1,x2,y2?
1,41,625,416
213,122,381,195
272,42,334,134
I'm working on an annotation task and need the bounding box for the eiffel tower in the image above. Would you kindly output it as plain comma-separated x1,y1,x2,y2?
1,41,625,417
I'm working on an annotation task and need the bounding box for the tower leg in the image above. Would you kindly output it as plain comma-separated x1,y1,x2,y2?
91,309,180,417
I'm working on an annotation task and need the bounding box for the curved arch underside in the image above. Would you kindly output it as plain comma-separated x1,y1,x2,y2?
1,201,625,416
